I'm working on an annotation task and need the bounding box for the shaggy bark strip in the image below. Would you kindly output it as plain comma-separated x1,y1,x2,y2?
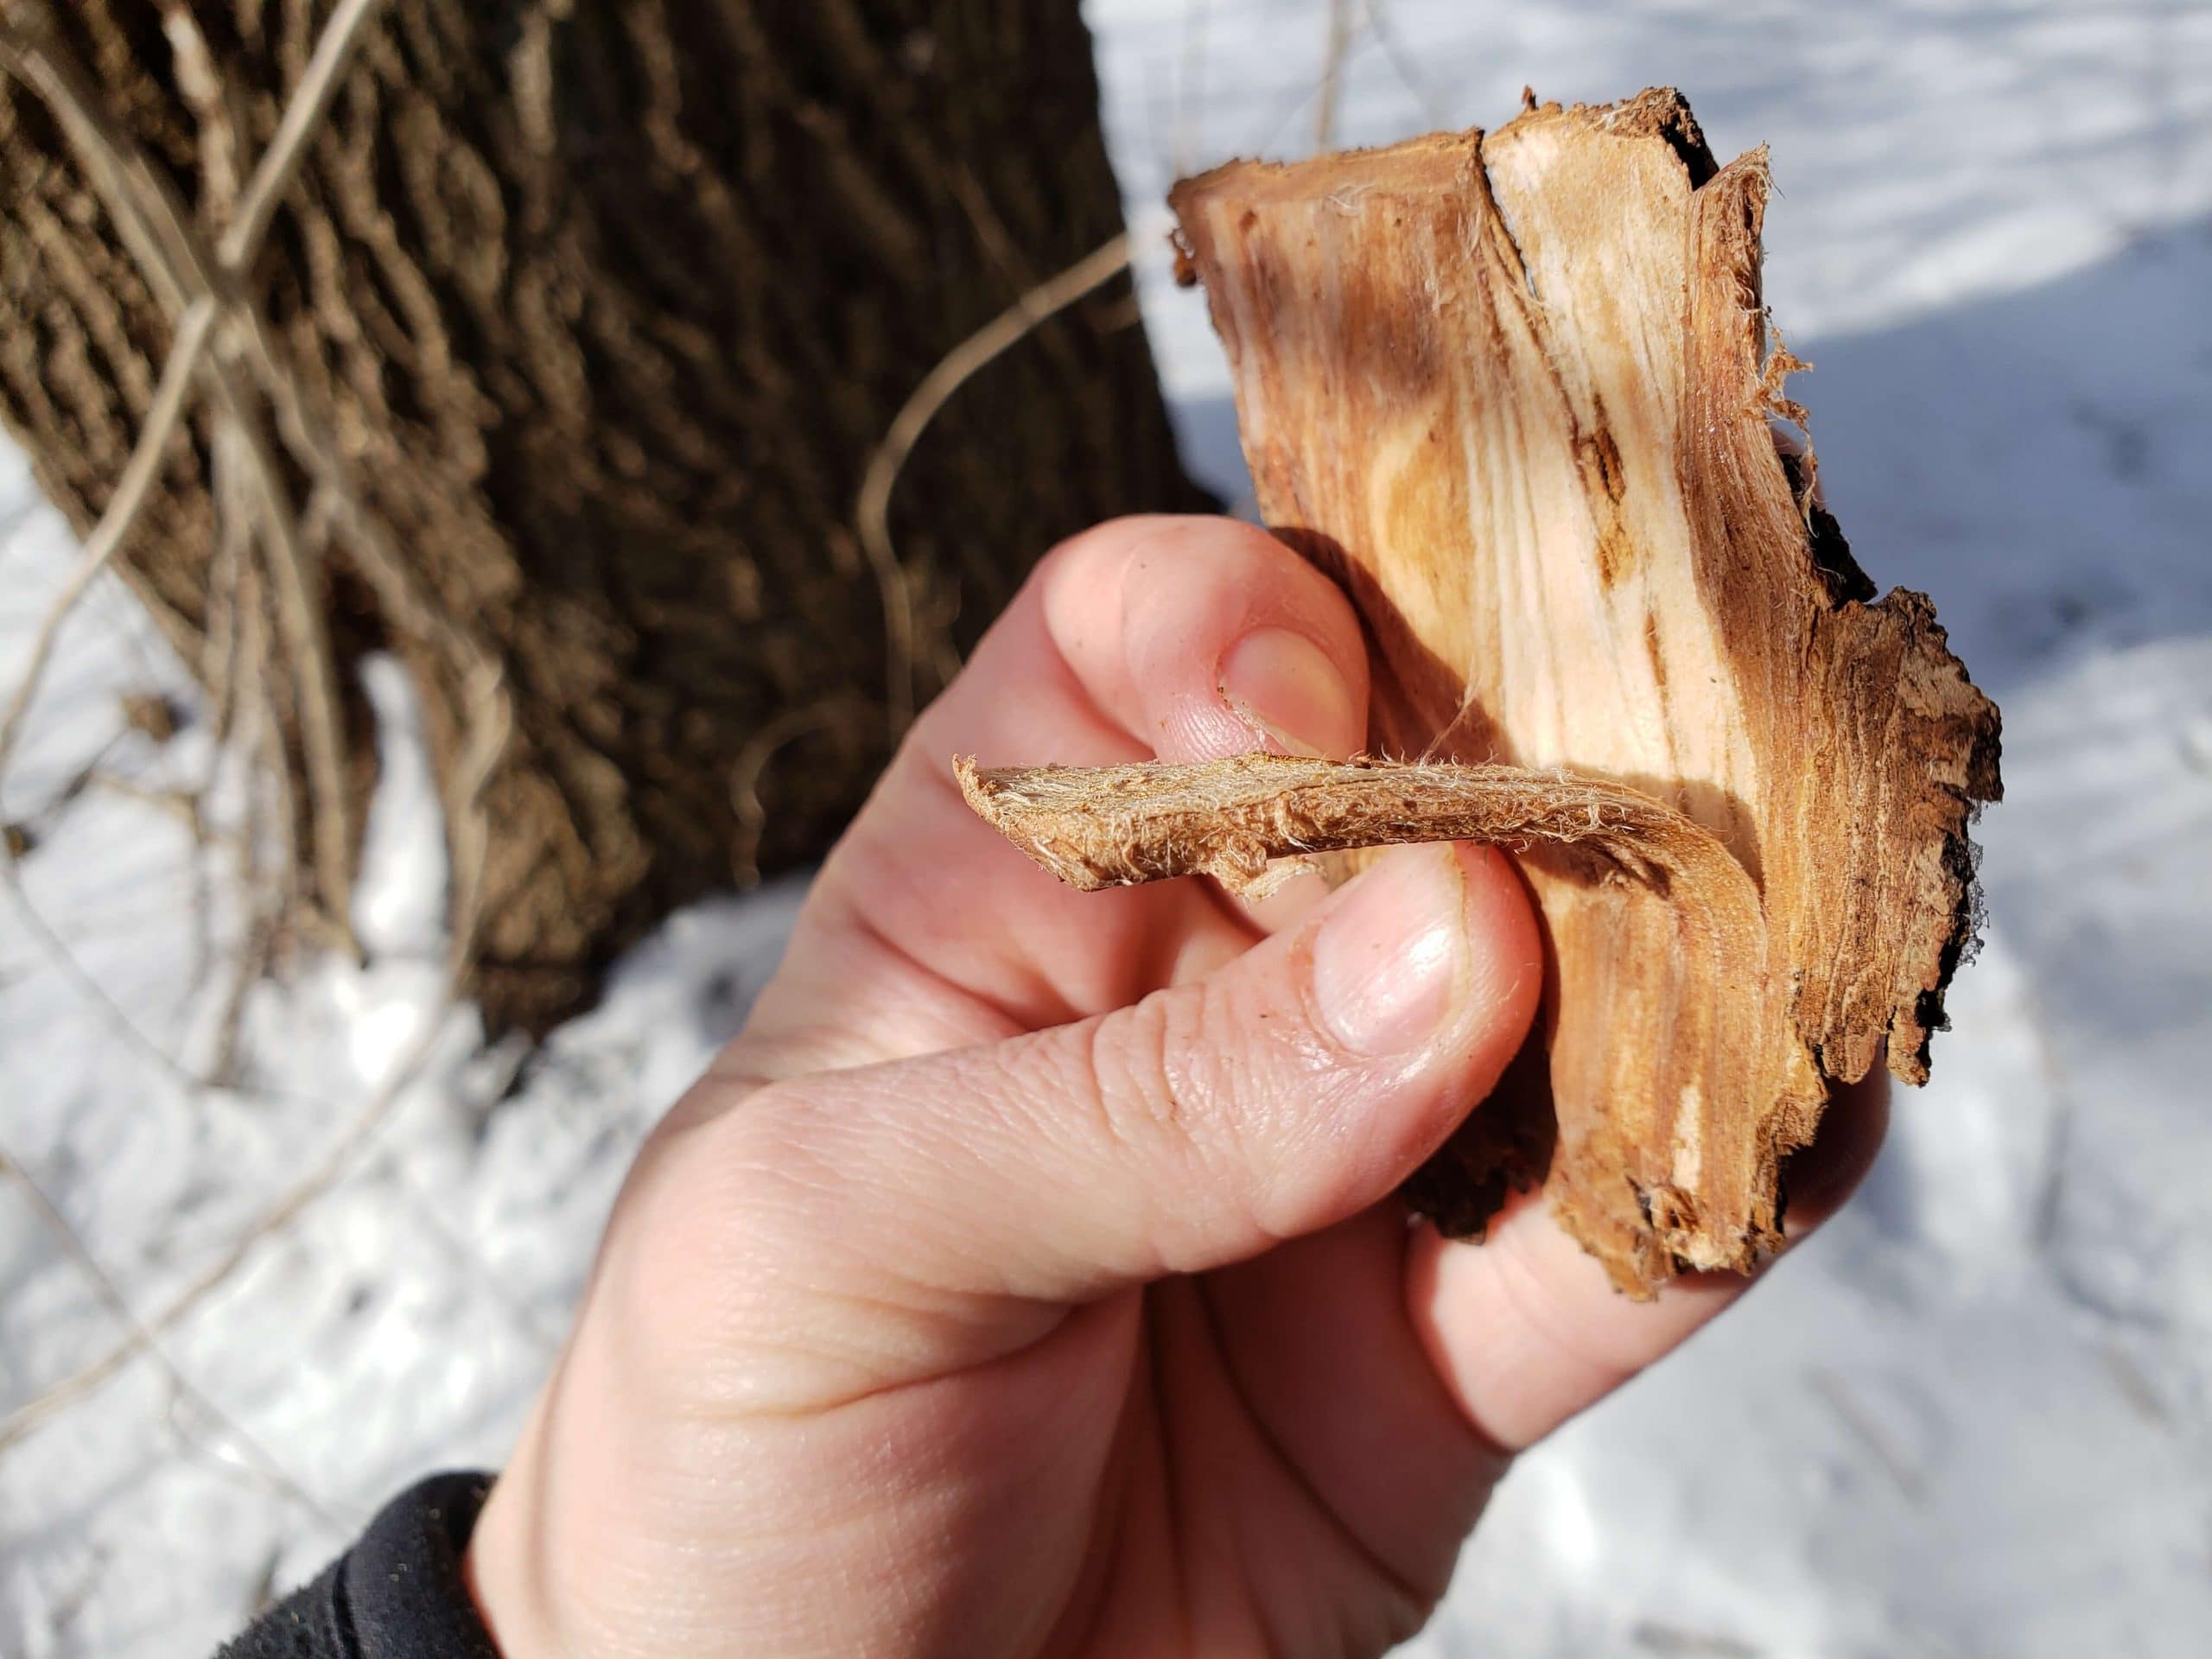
1109,88,2002,1295
956,753,1749,901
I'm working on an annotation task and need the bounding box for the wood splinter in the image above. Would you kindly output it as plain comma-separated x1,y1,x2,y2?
962,87,2003,1299
954,753,1751,906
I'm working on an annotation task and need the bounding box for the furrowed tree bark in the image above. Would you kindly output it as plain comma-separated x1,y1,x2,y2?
0,0,1205,1031
1159,90,2001,1295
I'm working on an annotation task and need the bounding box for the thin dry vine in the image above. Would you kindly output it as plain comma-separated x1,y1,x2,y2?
0,0,507,1479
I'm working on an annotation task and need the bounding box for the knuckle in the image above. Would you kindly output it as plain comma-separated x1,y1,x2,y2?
607,1080,922,1410
1074,985,1258,1223
1034,513,1166,594
691,1079,850,1255
1083,995,1192,1154
626,1084,837,1318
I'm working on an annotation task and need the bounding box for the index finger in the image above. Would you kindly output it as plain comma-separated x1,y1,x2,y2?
737,515,1373,1072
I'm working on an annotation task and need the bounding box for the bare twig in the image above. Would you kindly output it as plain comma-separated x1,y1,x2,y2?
200,423,254,752
1361,0,1447,129
4,731,123,838
856,233,1134,737
160,1,243,219
0,13,207,315
1810,1368,1927,1502
218,0,390,270
160,3,243,1000
250,609,308,937
3,0,512,973
0,857,199,1088
0,1141,335,1524
85,772,235,842
204,546,277,1085
0,297,217,802
0,7,378,948
225,394,358,948
1631,1623,1762,1659
0,982,466,1456
729,696,878,887
0,0,502,1461
1315,0,1356,152
1171,0,1212,175
439,659,511,977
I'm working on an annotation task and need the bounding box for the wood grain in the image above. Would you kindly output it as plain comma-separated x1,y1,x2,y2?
1158,89,2001,1294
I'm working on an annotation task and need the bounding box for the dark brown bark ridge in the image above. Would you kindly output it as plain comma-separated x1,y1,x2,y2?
1,0,1205,1031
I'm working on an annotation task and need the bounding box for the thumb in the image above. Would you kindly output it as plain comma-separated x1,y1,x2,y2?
667,842,1540,1394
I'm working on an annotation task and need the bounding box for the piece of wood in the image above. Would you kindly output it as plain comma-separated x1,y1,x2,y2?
1145,88,1999,1294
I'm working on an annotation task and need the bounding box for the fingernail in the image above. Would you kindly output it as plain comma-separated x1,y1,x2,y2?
1218,627,1361,758
1310,849,1464,1056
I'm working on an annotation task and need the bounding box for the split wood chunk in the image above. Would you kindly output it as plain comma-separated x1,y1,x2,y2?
958,751,1770,1280
1134,88,1995,1294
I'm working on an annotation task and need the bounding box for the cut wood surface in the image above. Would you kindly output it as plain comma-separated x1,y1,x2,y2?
1105,89,2000,1294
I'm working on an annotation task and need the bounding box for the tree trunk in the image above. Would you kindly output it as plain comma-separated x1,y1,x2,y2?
0,0,1205,1032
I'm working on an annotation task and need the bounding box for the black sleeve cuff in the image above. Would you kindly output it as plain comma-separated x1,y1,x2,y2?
219,1471,500,1657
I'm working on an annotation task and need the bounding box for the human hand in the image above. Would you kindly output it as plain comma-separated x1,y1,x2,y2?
466,516,1885,1657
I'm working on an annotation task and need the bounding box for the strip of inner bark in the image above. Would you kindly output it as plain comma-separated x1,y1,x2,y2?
957,752,1756,913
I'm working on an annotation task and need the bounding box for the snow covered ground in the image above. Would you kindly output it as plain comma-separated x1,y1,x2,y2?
4,2,2210,1653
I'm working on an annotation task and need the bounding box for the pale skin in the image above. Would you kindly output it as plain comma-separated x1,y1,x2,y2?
467,516,1886,1658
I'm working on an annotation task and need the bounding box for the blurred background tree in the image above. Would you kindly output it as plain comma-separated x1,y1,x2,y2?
0,0,1203,1032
